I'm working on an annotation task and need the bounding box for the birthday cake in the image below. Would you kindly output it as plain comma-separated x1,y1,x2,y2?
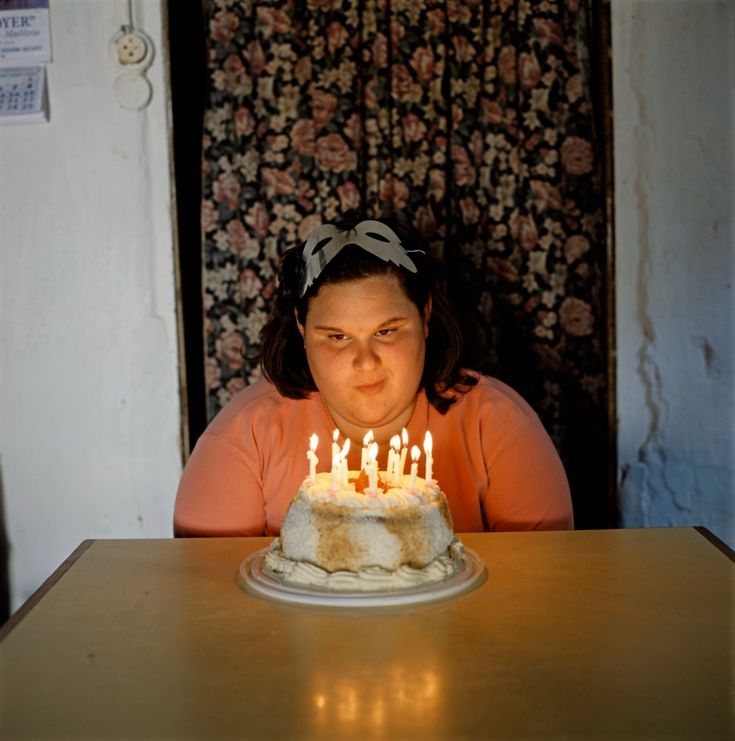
265,469,465,592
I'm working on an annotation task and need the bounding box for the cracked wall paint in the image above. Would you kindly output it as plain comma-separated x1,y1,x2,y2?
613,1,734,547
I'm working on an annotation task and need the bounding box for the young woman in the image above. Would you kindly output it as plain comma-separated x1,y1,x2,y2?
174,213,573,536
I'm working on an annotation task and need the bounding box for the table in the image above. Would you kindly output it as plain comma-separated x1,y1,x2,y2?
1,528,732,739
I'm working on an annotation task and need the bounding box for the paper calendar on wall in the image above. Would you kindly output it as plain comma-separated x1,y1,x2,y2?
0,0,50,124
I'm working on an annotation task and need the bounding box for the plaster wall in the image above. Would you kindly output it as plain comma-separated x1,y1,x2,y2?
612,1,734,546
0,0,182,611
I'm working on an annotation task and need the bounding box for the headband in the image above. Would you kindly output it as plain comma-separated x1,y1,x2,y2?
300,220,422,296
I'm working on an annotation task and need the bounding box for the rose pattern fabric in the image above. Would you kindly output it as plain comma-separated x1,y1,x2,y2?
201,0,609,524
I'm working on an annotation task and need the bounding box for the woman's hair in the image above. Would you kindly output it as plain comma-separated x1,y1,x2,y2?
260,210,477,413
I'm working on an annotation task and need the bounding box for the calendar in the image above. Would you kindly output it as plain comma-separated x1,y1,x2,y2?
0,65,47,123
0,1,52,66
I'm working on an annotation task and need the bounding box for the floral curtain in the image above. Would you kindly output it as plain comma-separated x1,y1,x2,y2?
200,0,610,527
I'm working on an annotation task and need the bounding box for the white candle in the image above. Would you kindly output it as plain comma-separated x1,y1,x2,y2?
308,433,319,483
409,445,420,490
367,441,379,492
330,430,341,488
398,428,409,477
331,453,340,490
388,434,401,484
423,431,433,482
361,430,374,471
340,438,350,486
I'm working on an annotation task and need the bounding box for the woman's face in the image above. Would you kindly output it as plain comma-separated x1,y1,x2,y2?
298,274,430,443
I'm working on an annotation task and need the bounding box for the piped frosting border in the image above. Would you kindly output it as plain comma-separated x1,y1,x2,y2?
264,537,465,592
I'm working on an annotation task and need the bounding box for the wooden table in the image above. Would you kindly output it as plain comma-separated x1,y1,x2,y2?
1,528,732,739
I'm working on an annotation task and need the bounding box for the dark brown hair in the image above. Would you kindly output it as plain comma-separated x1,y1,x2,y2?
260,211,477,413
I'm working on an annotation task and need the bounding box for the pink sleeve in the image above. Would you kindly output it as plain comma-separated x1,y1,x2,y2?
483,416,574,531
173,434,266,537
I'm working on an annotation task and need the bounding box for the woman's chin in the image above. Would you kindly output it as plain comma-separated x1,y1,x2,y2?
328,393,416,437
350,413,390,431
346,405,409,436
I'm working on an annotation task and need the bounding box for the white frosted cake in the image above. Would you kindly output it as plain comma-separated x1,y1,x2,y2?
265,470,465,591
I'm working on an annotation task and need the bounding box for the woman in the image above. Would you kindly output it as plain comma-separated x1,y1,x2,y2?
174,212,573,536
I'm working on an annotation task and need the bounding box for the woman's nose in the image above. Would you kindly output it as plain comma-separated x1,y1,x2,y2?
352,340,381,371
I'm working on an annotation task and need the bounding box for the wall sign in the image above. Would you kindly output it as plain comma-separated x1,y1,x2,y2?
0,1,50,124
0,0,51,67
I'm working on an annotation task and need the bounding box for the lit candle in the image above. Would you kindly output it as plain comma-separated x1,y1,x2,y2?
423,431,433,482
340,438,351,486
398,428,409,477
367,441,379,493
307,433,319,483
331,453,340,490
329,429,340,488
409,445,421,490
388,434,401,484
361,430,374,472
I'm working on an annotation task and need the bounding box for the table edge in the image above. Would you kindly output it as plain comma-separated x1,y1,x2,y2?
694,526,735,562
0,539,95,642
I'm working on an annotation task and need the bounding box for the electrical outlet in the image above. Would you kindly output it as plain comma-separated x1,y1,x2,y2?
109,25,155,110
109,28,154,71
115,32,148,65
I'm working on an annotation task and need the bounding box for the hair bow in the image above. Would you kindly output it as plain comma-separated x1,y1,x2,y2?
300,220,421,296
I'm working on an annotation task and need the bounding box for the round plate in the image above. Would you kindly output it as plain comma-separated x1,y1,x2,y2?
236,547,486,608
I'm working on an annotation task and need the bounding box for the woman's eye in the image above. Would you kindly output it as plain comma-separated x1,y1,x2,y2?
329,333,347,342
376,328,396,337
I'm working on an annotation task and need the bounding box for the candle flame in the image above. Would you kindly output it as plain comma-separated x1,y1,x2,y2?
310,433,318,451
333,428,339,442
390,434,401,451
411,445,421,461
363,429,374,445
368,441,379,461
341,438,351,456
401,428,408,446
423,431,432,454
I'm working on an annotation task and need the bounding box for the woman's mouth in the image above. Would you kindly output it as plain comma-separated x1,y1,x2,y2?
355,380,385,395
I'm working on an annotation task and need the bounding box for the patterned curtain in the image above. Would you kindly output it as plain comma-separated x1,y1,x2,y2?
201,0,610,527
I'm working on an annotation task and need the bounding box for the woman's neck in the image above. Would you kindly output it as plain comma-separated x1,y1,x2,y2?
322,403,418,449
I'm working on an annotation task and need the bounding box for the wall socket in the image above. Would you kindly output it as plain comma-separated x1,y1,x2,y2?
110,25,155,110
109,27,154,72
115,32,148,65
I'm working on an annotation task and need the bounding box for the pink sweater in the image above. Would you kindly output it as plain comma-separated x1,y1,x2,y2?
174,376,573,536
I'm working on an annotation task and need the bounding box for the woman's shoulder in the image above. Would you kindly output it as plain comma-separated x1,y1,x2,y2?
205,379,312,436
438,373,553,457
448,372,539,423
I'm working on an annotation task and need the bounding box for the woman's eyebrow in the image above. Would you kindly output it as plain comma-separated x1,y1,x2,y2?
376,315,407,327
313,316,408,332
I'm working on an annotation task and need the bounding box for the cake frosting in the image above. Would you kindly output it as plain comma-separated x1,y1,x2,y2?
265,470,465,591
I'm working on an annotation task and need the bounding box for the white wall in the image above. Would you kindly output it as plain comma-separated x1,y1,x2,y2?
0,0,182,611
613,1,734,546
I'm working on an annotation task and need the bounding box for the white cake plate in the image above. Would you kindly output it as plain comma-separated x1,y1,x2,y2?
237,547,487,608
